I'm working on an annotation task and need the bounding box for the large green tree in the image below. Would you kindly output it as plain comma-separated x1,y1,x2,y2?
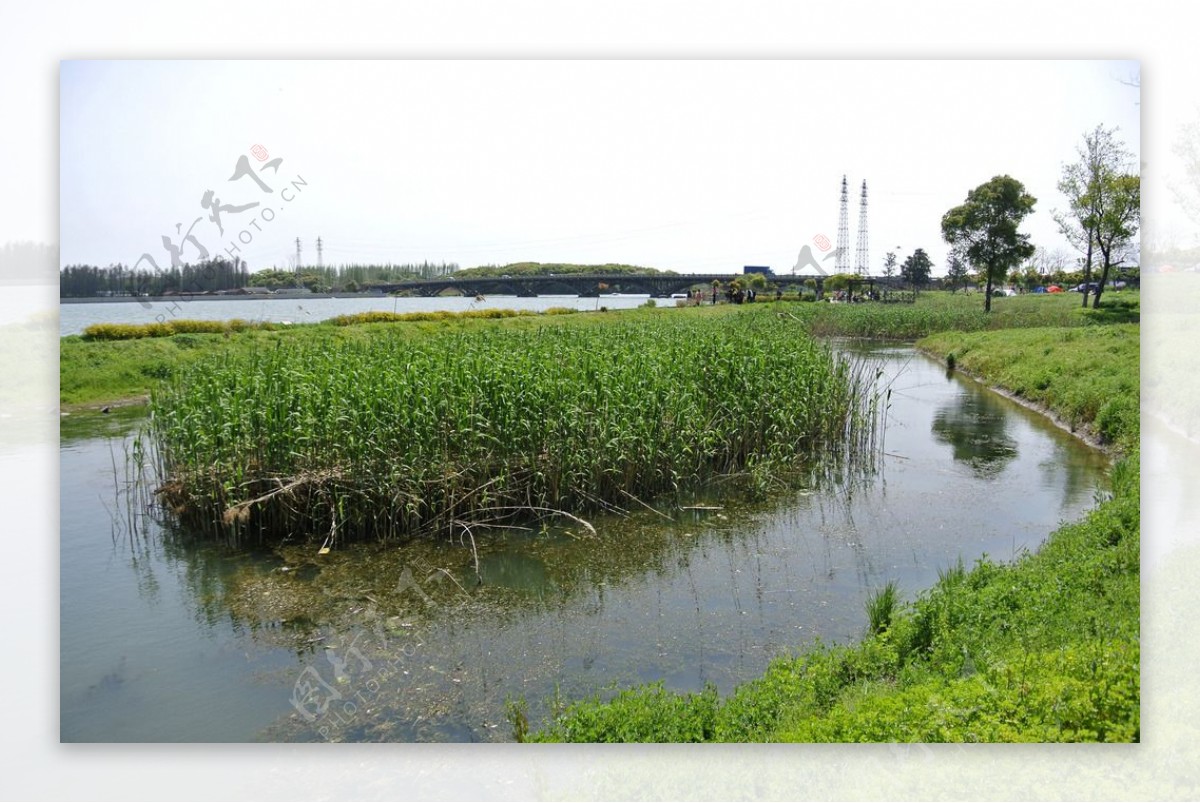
941,175,1037,312
900,248,933,287
1053,125,1140,308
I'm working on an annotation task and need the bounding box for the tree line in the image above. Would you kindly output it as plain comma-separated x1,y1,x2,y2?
60,258,251,298
60,260,460,297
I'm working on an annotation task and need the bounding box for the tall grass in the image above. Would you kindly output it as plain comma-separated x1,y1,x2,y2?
146,308,881,544
864,580,900,635
780,291,1139,340
83,319,275,340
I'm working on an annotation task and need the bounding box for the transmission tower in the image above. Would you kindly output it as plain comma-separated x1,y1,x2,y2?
855,180,869,276
295,237,302,273
316,236,324,268
836,175,850,274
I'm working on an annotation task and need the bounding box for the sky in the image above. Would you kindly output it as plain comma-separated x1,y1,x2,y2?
59,59,1140,277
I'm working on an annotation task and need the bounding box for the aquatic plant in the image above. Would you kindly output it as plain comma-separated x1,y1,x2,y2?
146,308,882,544
864,580,901,635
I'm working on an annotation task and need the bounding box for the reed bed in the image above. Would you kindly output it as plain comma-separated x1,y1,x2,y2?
146,309,881,544
84,319,274,340
328,308,542,326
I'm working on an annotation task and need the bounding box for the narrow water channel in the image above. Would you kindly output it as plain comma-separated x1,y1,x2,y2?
59,343,1110,742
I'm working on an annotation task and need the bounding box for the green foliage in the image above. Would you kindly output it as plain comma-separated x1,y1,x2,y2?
60,257,250,298
900,248,934,286
247,268,299,290
822,273,859,292
529,683,720,742
942,175,1037,311
865,580,901,635
1053,126,1140,308
82,319,278,340
882,251,898,278
148,307,881,542
328,308,531,326
946,249,970,292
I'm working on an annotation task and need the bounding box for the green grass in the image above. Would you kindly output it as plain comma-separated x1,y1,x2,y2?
917,323,1139,450
782,290,1138,340
529,449,1139,742
147,306,882,543
58,292,1139,409
60,306,629,408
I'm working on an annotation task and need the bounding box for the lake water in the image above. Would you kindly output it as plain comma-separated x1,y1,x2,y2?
58,294,659,337
59,343,1110,741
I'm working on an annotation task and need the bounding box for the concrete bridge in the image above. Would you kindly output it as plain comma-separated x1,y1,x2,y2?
373,272,913,298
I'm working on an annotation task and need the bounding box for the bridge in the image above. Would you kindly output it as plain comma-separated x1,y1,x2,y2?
373,273,913,298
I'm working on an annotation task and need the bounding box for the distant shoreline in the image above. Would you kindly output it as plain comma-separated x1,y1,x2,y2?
59,292,391,304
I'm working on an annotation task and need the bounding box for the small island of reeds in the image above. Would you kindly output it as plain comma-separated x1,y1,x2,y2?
144,307,883,546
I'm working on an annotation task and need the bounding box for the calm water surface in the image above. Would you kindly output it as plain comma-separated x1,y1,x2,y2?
59,343,1110,741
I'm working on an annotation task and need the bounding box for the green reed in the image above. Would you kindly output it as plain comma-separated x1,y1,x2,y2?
146,308,881,544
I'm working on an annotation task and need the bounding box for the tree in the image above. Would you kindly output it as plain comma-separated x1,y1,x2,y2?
941,175,1037,312
1090,173,1140,307
946,249,970,293
900,248,933,287
882,251,898,279
1053,125,1139,308
1029,245,1070,276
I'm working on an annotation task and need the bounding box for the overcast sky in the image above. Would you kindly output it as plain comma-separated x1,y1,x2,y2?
59,60,1140,276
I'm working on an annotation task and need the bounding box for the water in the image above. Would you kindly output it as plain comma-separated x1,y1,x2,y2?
58,294,659,337
59,344,1110,741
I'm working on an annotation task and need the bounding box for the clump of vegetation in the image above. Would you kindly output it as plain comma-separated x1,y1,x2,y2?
328,308,533,326
146,309,882,544
82,319,276,341
864,580,900,635
787,291,1137,340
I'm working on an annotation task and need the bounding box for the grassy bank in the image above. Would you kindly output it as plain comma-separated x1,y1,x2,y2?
917,324,1139,450
787,290,1138,340
148,307,881,543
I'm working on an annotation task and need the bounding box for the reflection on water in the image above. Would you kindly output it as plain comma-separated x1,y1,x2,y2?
60,344,1113,742
931,391,1018,477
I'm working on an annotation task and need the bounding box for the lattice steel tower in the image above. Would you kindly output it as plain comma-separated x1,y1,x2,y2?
855,180,869,276
836,175,850,274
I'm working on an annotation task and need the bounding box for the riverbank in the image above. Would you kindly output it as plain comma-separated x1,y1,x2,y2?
917,324,1139,454
527,449,1138,741
524,318,1140,742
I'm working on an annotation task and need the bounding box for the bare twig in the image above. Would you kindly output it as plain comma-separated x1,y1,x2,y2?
617,488,673,521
